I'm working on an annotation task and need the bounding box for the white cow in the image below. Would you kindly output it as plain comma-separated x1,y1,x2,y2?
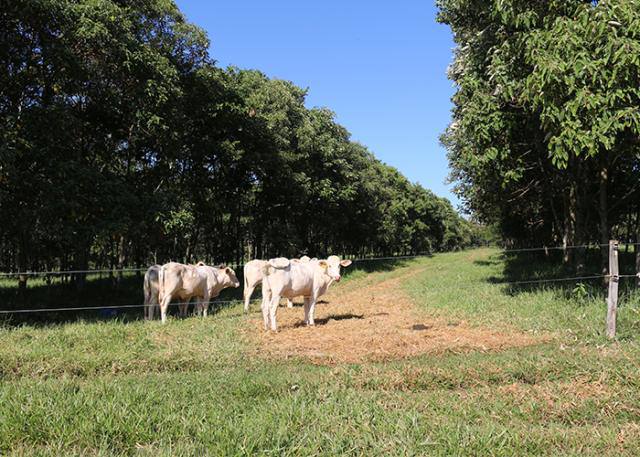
243,256,315,312
143,265,161,320
158,262,240,323
143,261,208,320
261,255,352,331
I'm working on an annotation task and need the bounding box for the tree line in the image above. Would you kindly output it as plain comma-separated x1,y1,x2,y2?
438,0,640,271
0,0,481,283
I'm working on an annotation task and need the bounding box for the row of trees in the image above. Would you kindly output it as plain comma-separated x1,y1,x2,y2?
439,0,640,270
0,0,480,278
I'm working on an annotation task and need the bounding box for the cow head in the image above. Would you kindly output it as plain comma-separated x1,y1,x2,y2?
318,255,352,282
268,258,291,269
217,265,240,288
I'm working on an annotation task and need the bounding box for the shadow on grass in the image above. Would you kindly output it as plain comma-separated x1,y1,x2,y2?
0,272,242,328
484,248,639,300
473,259,502,267
345,257,422,277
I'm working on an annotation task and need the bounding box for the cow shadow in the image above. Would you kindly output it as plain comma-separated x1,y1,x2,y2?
293,313,364,327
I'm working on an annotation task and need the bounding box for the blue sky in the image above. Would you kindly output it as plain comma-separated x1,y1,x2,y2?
175,1,459,208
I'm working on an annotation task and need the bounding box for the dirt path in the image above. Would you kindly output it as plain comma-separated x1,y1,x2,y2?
249,264,543,364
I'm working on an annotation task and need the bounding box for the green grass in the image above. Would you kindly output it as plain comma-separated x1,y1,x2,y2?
2,249,640,455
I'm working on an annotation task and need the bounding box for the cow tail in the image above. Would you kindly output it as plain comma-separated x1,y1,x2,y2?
262,263,272,292
158,265,165,304
143,271,151,305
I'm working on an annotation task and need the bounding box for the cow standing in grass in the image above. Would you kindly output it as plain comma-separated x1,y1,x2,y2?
243,256,315,312
143,265,161,320
157,262,240,324
261,255,352,331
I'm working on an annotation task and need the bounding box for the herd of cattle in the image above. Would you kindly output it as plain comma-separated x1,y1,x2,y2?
143,255,352,330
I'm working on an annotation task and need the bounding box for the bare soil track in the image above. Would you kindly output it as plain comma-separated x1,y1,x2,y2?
250,264,544,364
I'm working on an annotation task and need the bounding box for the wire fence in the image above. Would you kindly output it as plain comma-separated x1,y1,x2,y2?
0,253,430,278
500,242,640,254
0,246,639,316
0,299,258,315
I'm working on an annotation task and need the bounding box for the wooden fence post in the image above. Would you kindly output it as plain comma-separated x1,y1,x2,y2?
606,240,619,339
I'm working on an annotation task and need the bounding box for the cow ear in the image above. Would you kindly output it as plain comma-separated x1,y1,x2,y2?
225,267,231,274
318,260,328,270
218,264,227,269
340,259,352,267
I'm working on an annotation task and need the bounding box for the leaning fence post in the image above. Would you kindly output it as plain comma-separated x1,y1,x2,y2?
606,240,619,339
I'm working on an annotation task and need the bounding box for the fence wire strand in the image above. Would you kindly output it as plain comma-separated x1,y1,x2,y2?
0,299,260,315
0,254,429,278
1,247,639,316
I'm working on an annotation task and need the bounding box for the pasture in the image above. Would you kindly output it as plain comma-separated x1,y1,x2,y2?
2,248,640,455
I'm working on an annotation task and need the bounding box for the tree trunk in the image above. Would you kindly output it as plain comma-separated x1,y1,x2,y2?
16,237,29,292
74,247,89,291
117,234,126,286
636,207,640,287
563,185,576,265
572,162,586,274
599,165,609,275
625,212,632,253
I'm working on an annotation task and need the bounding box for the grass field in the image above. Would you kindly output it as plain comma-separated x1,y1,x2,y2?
2,248,640,455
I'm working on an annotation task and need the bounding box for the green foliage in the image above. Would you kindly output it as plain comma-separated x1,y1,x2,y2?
439,0,640,255
0,0,474,276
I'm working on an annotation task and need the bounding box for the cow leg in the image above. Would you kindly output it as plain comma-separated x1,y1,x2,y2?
144,293,151,321
261,285,271,331
261,299,269,330
151,293,160,320
286,298,294,308
159,294,171,324
269,295,280,331
303,297,311,325
202,290,211,318
307,296,318,326
244,285,255,313
147,294,158,320
179,298,189,318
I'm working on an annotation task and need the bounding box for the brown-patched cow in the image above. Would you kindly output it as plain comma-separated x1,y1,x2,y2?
157,262,239,323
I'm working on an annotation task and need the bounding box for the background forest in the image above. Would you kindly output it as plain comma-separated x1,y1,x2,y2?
0,0,483,281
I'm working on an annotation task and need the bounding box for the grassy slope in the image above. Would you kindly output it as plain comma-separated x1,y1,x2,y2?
1,249,640,456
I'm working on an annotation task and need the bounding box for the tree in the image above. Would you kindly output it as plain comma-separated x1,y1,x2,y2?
438,0,640,270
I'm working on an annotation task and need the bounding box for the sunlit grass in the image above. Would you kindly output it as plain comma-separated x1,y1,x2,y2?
1,249,640,455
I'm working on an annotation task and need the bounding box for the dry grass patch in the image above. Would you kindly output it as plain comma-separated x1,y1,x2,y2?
249,264,544,364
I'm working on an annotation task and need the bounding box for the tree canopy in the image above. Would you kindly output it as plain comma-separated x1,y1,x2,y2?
439,0,640,268
0,0,478,276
